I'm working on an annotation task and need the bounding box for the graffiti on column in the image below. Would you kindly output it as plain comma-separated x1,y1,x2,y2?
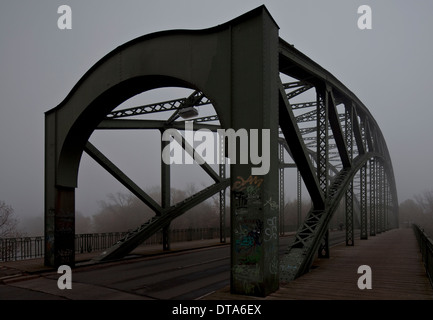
231,175,266,294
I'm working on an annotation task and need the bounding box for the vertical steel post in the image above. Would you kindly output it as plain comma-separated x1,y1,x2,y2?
317,89,330,257
297,169,302,229
161,130,171,251
360,163,368,239
369,158,376,236
345,103,354,246
360,120,368,239
384,174,388,231
316,90,329,198
219,132,226,243
380,164,385,232
377,161,383,234
279,142,285,235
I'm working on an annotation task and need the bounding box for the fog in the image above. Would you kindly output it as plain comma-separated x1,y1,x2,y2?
1,1,433,235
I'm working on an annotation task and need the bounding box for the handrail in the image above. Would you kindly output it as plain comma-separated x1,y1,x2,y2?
0,227,227,262
1,225,299,262
413,224,433,288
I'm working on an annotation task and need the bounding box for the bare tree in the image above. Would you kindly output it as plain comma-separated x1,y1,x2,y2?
0,201,21,238
91,185,221,233
92,192,155,233
414,190,433,217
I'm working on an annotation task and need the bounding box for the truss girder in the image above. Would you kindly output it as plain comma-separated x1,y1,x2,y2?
280,152,382,282
106,90,211,119
97,119,221,131
278,37,398,282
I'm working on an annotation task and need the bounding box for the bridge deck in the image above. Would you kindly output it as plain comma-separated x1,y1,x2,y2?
204,228,433,300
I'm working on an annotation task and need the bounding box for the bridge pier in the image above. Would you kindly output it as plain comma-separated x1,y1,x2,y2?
228,8,280,297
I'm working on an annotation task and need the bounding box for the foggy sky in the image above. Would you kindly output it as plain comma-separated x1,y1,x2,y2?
1,1,433,227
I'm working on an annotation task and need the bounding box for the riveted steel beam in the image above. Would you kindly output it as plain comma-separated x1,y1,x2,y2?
370,158,376,236
279,142,285,236
106,91,211,119
84,142,163,214
97,119,221,131
345,102,354,246
279,84,325,210
328,89,351,168
360,163,368,239
219,132,226,243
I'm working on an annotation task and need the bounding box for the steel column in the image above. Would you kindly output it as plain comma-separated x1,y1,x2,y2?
369,158,376,236
384,173,389,231
219,132,226,243
229,9,280,297
316,90,329,198
345,103,354,246
360,163,368,239
381,165,387,232
345,182,354,245
297,169,302,228
316,89,330,257
161,130,171,251
377,161,383,234
279,142,285,236
360,119,368,239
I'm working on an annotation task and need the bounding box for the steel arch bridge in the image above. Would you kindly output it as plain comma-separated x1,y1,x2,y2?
44,6,398,297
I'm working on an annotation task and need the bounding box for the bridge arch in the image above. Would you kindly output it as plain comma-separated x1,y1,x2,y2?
46,8,282,300
45,21,236,267
45,5,398,297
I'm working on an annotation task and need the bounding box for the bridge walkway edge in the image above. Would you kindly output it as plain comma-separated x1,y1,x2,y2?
203,228,433,300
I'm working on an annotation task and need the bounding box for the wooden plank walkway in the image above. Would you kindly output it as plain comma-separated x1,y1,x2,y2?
204,228,433,300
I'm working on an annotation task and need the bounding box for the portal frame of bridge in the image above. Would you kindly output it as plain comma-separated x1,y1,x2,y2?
45,6,398,297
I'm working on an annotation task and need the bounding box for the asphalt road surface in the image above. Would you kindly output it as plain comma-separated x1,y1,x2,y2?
0,231,350,300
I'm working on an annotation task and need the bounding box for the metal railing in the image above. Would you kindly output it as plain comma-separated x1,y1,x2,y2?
0,225,300,262
0,227,229,262
413,224,433,288
0,237,44,262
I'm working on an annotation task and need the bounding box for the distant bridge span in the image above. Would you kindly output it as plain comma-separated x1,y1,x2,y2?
45,6,398,297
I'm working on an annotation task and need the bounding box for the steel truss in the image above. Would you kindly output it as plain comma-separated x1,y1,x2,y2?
45,6,398,296
278,38,398,282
